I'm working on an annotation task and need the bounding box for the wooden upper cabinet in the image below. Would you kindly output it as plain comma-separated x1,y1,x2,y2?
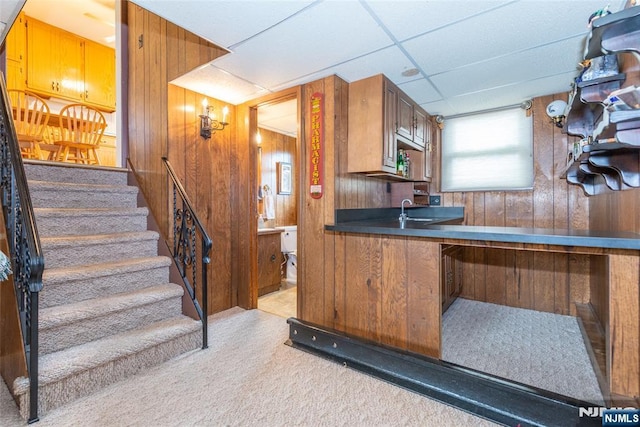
397,91,415,142
24,17,115,111
348,74,432,180
83,40,116,110
5,13,26,90
27,18,83,100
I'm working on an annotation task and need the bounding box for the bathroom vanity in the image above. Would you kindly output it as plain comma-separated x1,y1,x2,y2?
257,228,283,296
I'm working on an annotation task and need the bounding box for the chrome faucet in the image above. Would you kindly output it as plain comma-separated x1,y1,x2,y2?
399,198,413,222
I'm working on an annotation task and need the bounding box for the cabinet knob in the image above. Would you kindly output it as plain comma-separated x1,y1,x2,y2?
51,81,55,90
270,254,276,262
85,90,89,99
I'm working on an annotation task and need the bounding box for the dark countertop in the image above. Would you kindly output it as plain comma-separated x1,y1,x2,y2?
326,207,640,250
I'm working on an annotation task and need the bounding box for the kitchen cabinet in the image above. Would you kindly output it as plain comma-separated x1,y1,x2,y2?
561,6,640,196
257,230,283,297
83,40,116,110
441,245,463,313
27,18,83,101
5,12,26,91
22,17,116,112
99,135,117,167
348,74,431,180
390,181,429,207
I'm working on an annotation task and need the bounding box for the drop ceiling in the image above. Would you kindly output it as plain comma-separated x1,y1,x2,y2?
134,0,630,119
2,0,632,135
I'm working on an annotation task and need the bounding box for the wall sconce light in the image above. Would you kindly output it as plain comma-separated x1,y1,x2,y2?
256,130,262,145
545,100,567,128
200,99,229,139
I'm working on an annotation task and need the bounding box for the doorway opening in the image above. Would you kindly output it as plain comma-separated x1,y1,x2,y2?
254,96,299,319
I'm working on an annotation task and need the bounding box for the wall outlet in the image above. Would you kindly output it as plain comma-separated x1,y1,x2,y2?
429,195,441,206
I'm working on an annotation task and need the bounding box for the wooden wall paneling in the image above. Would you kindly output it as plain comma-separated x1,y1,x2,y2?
472,193,486,301
484,193,506,305
208,102,233,311
0,217,28,397
166,85,184,246
380,237,408,348
343,233,379,340
128,4,236,314
332,232,346,332
299,78,327,324
608,254,640,398
233,103,256,309
321,77,338,326
406,238,441,358
258,128,297,227
531,96,556,313
551,114,571,314
568,254,590,315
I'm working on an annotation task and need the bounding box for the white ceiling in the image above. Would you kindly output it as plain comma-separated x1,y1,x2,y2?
1,0,632,136
134,0,630,120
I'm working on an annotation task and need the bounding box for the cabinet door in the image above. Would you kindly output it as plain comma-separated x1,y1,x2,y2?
26,19,83,101
257,233,282,296
6,13,26,63
397,91,414,142
413,107,428,149
83,40,116,110
57,31,83,100
383,80,398,170
422,119,433,181
26,18,57,96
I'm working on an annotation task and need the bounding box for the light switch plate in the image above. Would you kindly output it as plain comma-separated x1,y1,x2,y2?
429,195,441,206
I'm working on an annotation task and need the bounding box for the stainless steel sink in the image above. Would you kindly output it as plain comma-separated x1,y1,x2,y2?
406,217,435,222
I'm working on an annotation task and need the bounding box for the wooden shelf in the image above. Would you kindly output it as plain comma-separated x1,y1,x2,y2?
585,6,640,59
578,73,626,103
562,6,640,196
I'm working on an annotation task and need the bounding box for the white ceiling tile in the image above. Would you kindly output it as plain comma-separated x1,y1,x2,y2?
258,98,298,137
132,0,314,48
434,70,578,117
170,64,269,105
402,0,618,75
272,45,418,90
397,78,442,104
429,36,584,98
211,1,394,88
367,0,511,41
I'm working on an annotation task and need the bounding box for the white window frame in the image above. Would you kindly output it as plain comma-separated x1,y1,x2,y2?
440,107,533,192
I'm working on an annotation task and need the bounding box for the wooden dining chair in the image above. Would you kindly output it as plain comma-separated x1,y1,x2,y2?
53,103,107,165
7,89,51,160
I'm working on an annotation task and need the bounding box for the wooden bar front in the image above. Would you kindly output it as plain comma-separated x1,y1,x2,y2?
329,230,640,406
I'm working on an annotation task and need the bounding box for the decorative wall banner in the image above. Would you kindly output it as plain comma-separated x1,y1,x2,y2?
309,92,324,199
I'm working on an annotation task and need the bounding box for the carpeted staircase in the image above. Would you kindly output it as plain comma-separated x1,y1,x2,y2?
12,162,202,419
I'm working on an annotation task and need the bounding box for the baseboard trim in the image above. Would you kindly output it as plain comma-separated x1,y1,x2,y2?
286,317,601,427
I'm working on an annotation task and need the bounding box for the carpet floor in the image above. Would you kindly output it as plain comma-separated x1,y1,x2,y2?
1,307,496,427
442,298,603,405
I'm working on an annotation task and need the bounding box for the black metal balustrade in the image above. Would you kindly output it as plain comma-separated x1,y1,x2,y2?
0,77,45,423
162,157,212,349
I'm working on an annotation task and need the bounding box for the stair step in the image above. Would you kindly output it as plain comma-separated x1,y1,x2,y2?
40,257,172,308
41,231,160,268
13,315,202,419
34,207,149,237
39,284,185,355
29,180,138,209
24,161,128,185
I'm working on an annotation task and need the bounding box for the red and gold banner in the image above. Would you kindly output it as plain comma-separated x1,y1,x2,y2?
309,92,323,199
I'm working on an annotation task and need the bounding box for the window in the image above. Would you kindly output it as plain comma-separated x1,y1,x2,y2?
440,107,533,192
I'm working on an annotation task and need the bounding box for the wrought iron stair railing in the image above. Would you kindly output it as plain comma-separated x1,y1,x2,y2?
0,77,45,423
162,157,212,349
